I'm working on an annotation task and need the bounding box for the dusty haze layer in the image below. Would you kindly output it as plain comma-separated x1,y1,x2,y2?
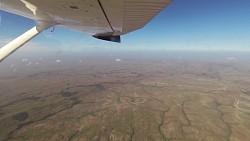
0,51,250,141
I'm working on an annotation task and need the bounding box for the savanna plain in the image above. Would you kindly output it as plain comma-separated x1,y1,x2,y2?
0,51,250,141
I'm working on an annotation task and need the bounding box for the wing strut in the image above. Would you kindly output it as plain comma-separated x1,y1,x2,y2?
0,22,52,62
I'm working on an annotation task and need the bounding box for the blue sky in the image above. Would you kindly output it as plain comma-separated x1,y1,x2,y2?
0,0,250,52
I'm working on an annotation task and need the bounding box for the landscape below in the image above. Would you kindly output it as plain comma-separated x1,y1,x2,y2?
0,51,250,141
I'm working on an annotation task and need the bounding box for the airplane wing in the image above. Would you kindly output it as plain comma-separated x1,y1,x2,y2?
0,0,172,62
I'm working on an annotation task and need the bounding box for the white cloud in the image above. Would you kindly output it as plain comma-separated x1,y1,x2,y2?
27,62,32,66
115,59,122,62
22,58,29,62
227,57,237,61
56,59,61,63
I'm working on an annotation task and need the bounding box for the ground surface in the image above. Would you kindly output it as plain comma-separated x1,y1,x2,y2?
0,52,250,141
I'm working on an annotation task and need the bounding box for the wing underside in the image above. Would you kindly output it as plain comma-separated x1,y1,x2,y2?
0,0,172,36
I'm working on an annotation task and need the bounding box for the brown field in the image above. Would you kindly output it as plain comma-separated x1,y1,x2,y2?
0,52,250,141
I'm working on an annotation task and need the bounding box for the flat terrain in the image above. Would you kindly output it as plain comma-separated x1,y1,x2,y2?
0,52,250,141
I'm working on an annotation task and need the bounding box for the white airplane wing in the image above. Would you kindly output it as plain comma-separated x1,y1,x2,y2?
0,0,172,62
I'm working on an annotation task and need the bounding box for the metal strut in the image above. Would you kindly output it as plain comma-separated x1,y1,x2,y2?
0,22,52,62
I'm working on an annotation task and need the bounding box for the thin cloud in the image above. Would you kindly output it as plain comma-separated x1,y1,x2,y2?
227,57,237,61
115,59,122,62
22,58,29,62
26,62,32,66
56,59,62,63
